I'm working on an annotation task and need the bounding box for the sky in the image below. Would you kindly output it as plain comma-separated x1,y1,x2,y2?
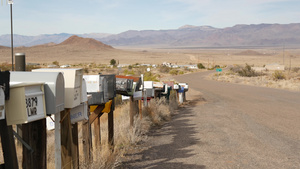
0,0,299,36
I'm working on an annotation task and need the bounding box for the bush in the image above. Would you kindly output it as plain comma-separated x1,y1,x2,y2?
272,70,285,80
143,72,159,81
110,59,116,66
52,61,59,66
235,64,259,77
169,69,179,75
159,66,170,73
197,63,205,69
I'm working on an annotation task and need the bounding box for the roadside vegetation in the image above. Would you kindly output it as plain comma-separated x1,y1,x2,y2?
211,63,300,91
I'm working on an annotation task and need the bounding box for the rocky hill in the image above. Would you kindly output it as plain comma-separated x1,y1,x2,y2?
59,35,113,49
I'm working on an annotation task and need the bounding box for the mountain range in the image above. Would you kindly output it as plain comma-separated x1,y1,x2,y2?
1,23,300,48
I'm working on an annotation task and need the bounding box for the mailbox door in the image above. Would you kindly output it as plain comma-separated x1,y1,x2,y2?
0,88,5,120
70,102,88,124
83,75,100,92
101,75,116,99
25,84,47,122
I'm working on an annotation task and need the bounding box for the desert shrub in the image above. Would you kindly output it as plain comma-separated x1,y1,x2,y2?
26,65,41,71
159,65,170,73
272,70,286,80
0,62,12,71
83,67,89,74
123,69,135,75
52,61,59,66
292,67,300,73
144,97,171,125
143,72,159,81
179,71,184,75
197,63,205,69
234,64,259,77
128,65,133,69
169,69,179,75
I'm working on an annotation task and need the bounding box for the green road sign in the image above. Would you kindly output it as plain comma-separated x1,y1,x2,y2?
216,68,222,72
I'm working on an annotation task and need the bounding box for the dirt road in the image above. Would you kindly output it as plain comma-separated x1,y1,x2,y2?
119,71,300,169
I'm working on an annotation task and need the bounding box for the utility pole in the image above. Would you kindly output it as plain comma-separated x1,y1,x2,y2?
8,0,14,71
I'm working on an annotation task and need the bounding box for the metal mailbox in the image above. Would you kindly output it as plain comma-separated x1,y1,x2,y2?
133,91,142,101
33,68,83,108
5,82,46,125
0,71,10,100
10,71,65,115
101,74,116,99
178,83,189,91
116,78,133,96
83,75,107,105
0,88,5,120
144,81,153,89
70,102,88,124
70,78,88,123
116,75,141,91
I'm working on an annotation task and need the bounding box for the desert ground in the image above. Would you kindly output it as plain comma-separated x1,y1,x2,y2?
1,39,300,68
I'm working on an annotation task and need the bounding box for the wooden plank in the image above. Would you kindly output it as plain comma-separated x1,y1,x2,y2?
139,100,142,119
93,116,101,148
88,105,104,124
71,123,79,169
22,119,47,169
108,100,114,148
61,109,73,169
82,118,92,167
0,120,18,169
130,96,134,127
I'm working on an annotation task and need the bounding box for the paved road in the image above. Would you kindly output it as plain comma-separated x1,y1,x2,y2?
119,70,300,169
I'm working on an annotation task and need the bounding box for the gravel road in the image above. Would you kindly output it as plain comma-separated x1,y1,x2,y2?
119,70,300,169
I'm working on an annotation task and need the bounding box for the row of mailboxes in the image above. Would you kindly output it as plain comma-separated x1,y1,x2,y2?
5,82,46,125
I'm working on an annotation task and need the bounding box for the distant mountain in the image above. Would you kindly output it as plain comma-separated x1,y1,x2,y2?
1,23,300,47
59,35,113,49
0,33,111,47
98,23,300,47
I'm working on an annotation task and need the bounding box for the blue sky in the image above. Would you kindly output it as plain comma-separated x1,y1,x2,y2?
0,0,299,36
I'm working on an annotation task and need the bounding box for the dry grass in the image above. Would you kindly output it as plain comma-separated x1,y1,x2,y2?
211,67,300,91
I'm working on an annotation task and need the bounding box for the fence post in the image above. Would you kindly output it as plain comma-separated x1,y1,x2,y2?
0,120,18,169
139,100,142,119
82,117,92,166
108,100,114,148
55,111,62,169
130,96,134,127
61,109,73,169
93,116,101,148
71,123,79,169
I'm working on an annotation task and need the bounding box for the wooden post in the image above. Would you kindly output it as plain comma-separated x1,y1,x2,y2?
108,100,114,148
82,118,92,166
129,96,134,127
71,123,79,169
61,109,73,169
0,120,18,169
93,116,101,148
22,119,47,169
139,100,142,119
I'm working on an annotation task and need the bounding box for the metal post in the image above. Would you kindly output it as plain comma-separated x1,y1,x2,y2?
10,2,14,71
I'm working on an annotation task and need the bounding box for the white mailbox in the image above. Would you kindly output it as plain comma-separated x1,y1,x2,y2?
83,75,107,105
144,81,154,89
173,84,179,90
5,82,46,125
0,88,5,120
33,68,83,108
70,78,88,123
178,83,189,91
10,71,65,115
70,102,88,124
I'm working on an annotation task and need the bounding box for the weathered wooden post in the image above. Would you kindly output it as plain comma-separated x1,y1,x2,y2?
0,71,18,169
108,99,114,148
